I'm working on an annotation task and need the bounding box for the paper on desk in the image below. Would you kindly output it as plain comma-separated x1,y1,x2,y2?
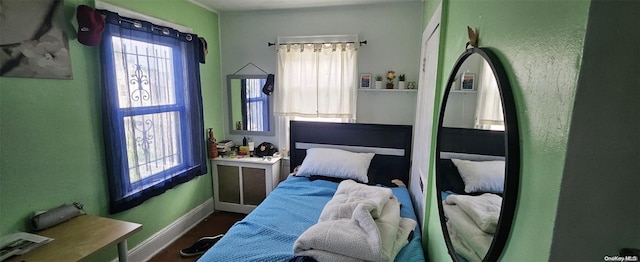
0,232,53,261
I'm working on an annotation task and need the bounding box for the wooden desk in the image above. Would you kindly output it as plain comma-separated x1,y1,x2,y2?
8,215,142,262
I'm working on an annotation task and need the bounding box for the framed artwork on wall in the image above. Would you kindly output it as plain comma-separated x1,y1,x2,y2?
360,73,371,89
461,72,476,91
0,0,73,79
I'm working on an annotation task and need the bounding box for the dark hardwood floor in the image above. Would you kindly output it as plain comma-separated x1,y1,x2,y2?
148,211,246,262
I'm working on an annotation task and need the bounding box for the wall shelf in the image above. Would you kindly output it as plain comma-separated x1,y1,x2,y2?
450,90,477,93
358,89,417,92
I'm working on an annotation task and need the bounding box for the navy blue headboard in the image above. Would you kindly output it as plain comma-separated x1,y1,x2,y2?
289,121,413,185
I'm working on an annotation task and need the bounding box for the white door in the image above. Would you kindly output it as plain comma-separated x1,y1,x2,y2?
409,3,441,230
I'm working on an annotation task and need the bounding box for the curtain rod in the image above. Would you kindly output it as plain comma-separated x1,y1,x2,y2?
97,9,195,40
267,40,368,47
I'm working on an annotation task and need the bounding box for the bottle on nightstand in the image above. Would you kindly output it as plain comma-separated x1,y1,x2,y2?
248,138,255,157
207,128,218,159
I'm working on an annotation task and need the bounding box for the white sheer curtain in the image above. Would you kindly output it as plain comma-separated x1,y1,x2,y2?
274,42,357,151
474,59,504,130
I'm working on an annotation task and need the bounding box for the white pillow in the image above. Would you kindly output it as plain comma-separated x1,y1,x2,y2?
451,159,505,193
296,148,375,183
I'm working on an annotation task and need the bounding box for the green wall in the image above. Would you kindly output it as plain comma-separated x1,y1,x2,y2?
421,0,591,261
0,0,222,260
550,0,639,259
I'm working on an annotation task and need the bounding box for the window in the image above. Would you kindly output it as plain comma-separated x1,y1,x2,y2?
241,78,269,131
112,37,183,185
100,10,207,213
474,58,505,131
274,38,358,148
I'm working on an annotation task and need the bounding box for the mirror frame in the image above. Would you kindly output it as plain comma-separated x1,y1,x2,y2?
435,47,520,261
226,74,275,136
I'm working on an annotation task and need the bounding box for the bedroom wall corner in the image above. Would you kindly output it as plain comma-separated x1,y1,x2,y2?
419,0,454,260
89,1,223,260
218,2,423,149
0,0,222,261
416,0,449,259
550,0,640,259
422,0,442,30
421,0,591,261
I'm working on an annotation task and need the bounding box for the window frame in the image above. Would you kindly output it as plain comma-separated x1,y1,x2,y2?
241,78,269,131
99,8,207,213
111,35,191,192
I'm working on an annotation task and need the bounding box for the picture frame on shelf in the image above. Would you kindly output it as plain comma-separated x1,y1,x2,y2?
360,73,371,89
460,72,476,91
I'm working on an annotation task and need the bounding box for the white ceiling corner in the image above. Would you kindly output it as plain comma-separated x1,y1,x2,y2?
190,0,421,12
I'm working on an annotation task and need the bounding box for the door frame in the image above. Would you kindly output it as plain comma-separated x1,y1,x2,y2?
409,1,442,231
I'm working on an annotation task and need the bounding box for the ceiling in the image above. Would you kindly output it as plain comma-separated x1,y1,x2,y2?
189,0,420,12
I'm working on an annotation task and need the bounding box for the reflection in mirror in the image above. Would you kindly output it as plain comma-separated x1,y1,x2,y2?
227,75,274,136
436,48,519,262
442,53,504,131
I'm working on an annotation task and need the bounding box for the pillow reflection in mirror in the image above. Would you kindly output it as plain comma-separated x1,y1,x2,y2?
451,159,505,193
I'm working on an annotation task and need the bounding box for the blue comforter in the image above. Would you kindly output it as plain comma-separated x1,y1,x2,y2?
198,176,425,262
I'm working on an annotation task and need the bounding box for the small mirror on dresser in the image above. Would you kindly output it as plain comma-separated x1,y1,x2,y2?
227,74,274,136
436,47,520,262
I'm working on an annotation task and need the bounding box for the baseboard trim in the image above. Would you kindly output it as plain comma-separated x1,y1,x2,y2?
114,198,214,262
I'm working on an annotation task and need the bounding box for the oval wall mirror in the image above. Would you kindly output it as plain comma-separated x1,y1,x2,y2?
227,74,274,136
435,47,520,261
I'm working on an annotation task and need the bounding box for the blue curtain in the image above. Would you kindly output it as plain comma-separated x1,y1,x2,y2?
99,10,207,214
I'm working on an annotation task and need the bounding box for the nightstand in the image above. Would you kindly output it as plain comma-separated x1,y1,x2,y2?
279,157,291,182
211,156,281,214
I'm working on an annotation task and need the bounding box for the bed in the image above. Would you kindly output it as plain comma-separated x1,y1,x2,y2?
199,121,424,261
437,127,506,262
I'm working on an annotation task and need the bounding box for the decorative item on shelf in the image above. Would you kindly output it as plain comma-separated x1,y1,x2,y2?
398,74,406,89
460,71,476,91
466,26,479,49
229,148,237,158
386,70,396,89
360,73,372,89
217,139,234,157
375,75,383,89
207,128,218,159
239,146,250,156
407,81,416,89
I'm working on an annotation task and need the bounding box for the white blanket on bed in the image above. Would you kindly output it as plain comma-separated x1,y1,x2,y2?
446,219,483,262
444,193,502,234
293,180,416,262
442,193,502,262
